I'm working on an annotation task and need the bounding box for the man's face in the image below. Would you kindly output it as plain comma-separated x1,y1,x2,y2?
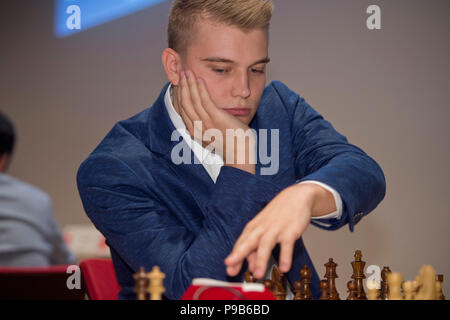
180,17,269,125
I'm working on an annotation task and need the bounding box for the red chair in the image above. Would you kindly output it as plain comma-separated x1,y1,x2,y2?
0,265,86,300
79,258,121,300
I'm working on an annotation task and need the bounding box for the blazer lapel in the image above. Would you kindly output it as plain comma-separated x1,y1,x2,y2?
147,83,216,218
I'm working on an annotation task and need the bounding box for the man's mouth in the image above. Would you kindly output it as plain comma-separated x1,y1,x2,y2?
224,107,251,116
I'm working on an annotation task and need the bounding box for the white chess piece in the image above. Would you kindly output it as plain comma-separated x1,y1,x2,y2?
147,266,166,300
402,280,417,300
366,279,379,300
387,272,403,300
415,265,437,300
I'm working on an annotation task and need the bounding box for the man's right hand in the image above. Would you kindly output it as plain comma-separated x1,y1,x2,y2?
175,70,256,174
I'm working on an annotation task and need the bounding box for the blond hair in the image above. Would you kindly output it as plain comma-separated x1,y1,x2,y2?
168,0,274,55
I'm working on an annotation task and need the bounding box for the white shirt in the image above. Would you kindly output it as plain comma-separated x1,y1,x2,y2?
164,83,343,298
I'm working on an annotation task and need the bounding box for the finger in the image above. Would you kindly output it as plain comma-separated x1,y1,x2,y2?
225,225,264,267
229,218,262,251
247,251,257,273
185,70,210,121
226,261,243,277
228,250,256,277
175,71,183,113
278,239,295,273
224,242,255,277
196,77,218,117
179,70,200,122
178,103,195,137
175,73,194,136
225,239,256,270
227,217,265,261
253,232,278,279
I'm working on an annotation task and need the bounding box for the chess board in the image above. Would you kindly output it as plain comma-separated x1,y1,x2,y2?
133,249,446,300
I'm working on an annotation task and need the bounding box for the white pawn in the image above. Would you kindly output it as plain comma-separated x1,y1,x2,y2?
147,266,166,300
387,272,403,300
366,279,379,300
402,280,417,300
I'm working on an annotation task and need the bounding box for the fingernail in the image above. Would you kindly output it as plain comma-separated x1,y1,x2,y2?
185,70,191,78
181,70,185,78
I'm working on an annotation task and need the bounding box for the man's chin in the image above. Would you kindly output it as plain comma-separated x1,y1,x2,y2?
234,115,253,126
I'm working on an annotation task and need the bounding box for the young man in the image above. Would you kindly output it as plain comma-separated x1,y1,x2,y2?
0,112,76,267
77,0,385,300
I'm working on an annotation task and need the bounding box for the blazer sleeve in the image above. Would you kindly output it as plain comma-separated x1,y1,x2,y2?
77,153,283,300
272,81,386,231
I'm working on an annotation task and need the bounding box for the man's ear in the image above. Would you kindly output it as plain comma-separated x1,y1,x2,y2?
161,48,182,86
0,153,10,173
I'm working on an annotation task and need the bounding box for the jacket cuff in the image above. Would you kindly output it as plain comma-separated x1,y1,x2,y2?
298,174,362,232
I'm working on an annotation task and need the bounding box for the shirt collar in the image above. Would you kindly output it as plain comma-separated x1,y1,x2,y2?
164,83,187,132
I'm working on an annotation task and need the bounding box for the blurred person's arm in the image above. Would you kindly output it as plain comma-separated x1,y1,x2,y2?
44,198,77,265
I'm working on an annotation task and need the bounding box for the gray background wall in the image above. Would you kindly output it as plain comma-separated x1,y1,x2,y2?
1,0,449,296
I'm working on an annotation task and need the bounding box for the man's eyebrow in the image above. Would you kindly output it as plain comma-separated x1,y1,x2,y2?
200,57,271,66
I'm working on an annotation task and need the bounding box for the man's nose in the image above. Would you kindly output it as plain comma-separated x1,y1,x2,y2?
231,70,251,99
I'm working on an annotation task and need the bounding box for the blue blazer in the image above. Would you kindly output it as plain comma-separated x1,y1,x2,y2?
77,81,386,299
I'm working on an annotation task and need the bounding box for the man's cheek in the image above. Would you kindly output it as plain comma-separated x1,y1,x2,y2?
198,74,214,93
201,79,224,107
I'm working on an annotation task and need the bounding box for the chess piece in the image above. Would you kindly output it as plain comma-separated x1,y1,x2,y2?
147,266,166,300
415,265,437,300
324,258,340,300
133,267,149,300
387,272,403,300
366,279,379,300
402,280,418,300
436,275,445,300
380,266,392,300
244,271,257,283
346,280,358,300
319,280,329,300
293,279,304,300
293,265,312,300
300,265,312,300
350,250,367,300
271,265,286,300
264,279,279,299
264,279,274,291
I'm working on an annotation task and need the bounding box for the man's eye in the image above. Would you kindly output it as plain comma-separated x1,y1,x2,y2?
213,68,228,74
251,69,265,74
212,68,264,74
